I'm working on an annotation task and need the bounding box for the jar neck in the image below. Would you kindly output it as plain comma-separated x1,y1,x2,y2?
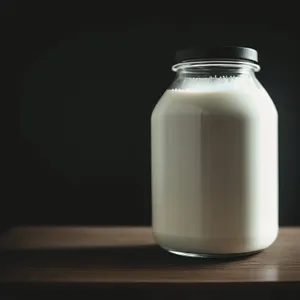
172,60,260,78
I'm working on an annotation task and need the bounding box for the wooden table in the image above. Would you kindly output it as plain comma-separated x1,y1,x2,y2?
0,227,300,298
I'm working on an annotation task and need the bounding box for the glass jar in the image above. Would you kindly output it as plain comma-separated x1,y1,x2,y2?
151,46,278,258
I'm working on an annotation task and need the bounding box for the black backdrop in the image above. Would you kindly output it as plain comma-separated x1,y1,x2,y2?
2,3,300,226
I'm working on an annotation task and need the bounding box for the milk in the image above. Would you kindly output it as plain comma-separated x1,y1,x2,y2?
151,79,278,255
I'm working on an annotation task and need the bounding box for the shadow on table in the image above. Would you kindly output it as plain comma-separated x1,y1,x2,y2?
0,244,258,269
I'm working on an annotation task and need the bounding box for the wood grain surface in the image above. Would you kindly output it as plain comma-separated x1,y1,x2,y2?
0,227,299,285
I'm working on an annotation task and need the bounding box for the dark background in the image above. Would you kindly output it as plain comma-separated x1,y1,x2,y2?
2,3,300,226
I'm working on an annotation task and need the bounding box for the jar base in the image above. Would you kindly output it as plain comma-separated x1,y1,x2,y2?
165,248,262,258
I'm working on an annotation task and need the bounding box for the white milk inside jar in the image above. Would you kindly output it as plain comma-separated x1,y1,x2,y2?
151,46,278,257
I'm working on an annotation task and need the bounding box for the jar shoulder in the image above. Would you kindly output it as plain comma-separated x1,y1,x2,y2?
152,87,277,120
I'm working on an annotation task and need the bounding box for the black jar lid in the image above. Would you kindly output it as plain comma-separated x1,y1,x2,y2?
175,46,258,63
